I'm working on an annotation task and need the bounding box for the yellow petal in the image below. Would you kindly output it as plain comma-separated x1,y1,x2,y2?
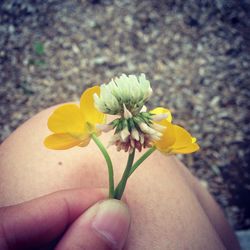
169,125,199,154
170,143,200,154
48,104,86,136
150,107,172,123
80,86,106,129
154,120,176,152
171,125,193,149
44,134,82,150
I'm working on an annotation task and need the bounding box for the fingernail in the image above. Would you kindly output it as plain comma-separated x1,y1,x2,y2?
92,199,130,249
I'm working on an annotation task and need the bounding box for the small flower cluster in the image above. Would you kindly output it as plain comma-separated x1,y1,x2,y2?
44,74,199,199
94,74,163,153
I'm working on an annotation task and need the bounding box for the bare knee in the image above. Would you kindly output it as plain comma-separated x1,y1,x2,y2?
0,106,238,249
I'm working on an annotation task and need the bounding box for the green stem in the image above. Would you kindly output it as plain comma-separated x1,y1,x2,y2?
114,147,156,199
91,133,114,198
129,146,156,176
114,149,135,199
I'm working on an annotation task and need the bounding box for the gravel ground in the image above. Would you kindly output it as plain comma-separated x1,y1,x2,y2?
0,0,250,230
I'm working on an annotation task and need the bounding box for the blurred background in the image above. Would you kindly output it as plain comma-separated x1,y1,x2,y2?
0,0,250,238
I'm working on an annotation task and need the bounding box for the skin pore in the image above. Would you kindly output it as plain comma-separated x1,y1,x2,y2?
0,105,240,250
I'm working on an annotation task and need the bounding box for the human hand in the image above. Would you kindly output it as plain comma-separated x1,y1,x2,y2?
0,188,130,250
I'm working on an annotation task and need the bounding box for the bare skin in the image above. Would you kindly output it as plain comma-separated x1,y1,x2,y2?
0,105,240,250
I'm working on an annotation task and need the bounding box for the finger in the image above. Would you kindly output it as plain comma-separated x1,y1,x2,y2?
56,199,131,250
0,188,106,249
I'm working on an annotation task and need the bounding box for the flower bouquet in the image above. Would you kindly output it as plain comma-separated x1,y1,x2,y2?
44,74,199,199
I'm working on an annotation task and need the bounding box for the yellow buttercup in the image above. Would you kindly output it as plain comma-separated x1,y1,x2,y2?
151,107,199,154
44,86,106,150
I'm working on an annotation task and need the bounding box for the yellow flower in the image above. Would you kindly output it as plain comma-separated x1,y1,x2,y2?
151,107,199,154
44,86,106,150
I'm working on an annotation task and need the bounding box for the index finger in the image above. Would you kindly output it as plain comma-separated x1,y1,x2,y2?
0,188,106,249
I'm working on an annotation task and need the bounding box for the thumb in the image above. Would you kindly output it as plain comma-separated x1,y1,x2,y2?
55,199,131,250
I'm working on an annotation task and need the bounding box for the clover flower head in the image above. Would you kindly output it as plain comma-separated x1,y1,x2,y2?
94,73,152,115
94,74,167,153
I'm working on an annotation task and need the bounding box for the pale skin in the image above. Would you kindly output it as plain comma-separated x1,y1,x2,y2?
0,105,240,249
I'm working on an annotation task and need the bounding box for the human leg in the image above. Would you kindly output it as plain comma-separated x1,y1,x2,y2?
0,105,239,249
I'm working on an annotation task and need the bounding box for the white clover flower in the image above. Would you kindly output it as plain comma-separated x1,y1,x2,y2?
94,74,152,115
94,74,167,153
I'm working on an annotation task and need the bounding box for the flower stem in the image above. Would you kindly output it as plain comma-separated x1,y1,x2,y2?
114,149,135,199
129,146,156,177
91,133,114,198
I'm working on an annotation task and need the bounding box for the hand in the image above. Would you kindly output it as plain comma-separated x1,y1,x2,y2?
0,188,130,250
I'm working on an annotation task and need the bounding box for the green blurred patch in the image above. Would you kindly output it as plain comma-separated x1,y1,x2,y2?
29,58,46,67
30,41,47,68
33,41,45,56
